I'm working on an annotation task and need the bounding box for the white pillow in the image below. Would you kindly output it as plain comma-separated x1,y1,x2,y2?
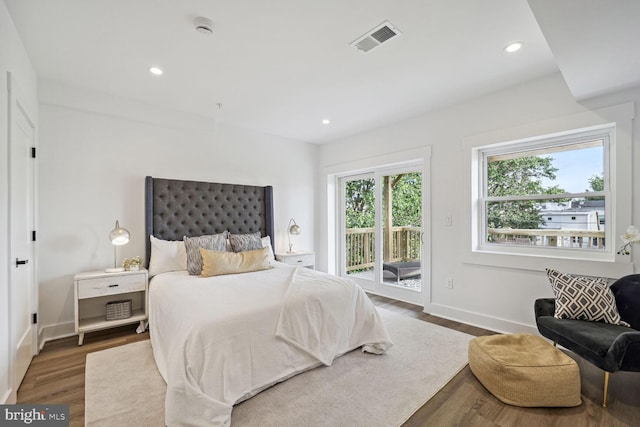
149,235,188,277
261,236,276,263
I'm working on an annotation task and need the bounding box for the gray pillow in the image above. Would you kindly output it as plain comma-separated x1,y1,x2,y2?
184,232,227,275
229,232,262,252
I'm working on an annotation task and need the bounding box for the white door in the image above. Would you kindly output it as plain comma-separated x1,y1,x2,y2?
8,72,37,400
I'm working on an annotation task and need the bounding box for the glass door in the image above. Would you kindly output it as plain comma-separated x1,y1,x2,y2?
339,167,424,303
342,174,377,290
381,171,422,292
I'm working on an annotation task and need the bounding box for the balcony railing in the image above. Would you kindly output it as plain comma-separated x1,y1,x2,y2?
346,227,421,272
345,227,604,274
488,228,605,249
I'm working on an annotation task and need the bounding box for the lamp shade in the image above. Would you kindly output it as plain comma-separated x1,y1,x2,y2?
289,223,301,235
287,218,301,253
109,220,130,245
106,220,130,273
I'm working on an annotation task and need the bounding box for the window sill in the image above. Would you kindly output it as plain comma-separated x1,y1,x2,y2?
463,246,634,278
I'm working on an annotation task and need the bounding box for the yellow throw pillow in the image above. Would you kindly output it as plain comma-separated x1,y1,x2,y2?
200,246,271,277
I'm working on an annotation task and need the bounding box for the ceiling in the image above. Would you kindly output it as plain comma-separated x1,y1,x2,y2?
528,0,640,101
5,0,640,143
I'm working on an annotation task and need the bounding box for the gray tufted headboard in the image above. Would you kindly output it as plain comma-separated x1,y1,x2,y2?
144,176,275,267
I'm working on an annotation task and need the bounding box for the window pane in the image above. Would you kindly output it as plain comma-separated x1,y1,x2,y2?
486,197,605,249
479,126,612,255
345,178,375,277
382,172,422,290
487,140,603,197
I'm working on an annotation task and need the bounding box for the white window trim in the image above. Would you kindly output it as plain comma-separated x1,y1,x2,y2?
462,102,634,278
477,124,611,258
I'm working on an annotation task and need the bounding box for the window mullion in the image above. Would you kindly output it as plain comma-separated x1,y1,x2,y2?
486,191,606,203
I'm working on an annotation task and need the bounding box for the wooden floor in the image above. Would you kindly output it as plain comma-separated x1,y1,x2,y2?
17,327,149,427
368,296,640,427
17,296,640,426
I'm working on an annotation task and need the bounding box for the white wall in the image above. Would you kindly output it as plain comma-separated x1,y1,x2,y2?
0,0,38,404
37,80,317,342
318,72,640,334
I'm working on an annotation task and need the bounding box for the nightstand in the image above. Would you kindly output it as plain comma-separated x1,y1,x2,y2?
275,251,315,269
74,269,148,345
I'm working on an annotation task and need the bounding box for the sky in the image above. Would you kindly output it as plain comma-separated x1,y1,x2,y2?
540,146,603,193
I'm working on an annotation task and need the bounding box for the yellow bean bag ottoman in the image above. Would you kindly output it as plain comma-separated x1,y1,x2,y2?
468,333,581,407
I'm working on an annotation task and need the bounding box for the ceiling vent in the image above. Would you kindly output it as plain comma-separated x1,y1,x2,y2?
350,21,402,53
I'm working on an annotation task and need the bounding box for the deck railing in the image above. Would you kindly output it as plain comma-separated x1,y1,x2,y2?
346,227,421,272
488,228,605,249
345,227,604,272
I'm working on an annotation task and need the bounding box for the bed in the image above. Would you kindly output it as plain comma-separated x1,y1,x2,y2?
144,177,392,426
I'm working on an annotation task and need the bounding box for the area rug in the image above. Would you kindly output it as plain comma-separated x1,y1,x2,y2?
85,308,473,426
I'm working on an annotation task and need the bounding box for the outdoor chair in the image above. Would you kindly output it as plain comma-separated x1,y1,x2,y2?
382,261,421,285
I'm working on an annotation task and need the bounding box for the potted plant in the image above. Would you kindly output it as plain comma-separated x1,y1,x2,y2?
122,256,144,271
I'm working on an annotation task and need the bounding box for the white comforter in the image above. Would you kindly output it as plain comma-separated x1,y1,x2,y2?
149,262,392,426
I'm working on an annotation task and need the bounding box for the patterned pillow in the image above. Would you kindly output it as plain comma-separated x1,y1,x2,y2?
545,269,628,326
229,232,263,252
184,233,227,275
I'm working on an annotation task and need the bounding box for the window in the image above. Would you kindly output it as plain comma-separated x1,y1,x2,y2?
478,126,611,253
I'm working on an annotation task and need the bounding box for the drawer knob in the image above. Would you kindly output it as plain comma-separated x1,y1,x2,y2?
108,284,119,288
297,260,303,263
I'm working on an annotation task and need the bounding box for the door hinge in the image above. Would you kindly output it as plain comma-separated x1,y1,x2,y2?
31,147,36,158
32,230,36,242
32,313,38,324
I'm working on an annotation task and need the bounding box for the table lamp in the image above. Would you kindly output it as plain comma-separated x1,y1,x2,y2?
105,220,130,273
287,218,301,253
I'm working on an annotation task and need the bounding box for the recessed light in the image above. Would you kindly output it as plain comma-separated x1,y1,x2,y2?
322,119,331,125
149,67,163,76
504,42,523,53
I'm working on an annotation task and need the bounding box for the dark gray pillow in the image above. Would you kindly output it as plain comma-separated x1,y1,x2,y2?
229,232,262,252
184,232,227,275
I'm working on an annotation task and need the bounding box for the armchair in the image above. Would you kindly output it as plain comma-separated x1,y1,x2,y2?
534,274,640,407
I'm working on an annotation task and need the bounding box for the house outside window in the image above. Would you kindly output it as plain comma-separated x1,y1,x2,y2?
477,125,611,254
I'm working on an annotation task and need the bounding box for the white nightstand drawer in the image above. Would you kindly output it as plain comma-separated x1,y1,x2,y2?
284,254,314,266
78,274,146,299
275,251,315,269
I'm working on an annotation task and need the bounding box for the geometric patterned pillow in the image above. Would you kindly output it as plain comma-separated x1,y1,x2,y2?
545,269,629,326
183,233,227,275
229,231,263,252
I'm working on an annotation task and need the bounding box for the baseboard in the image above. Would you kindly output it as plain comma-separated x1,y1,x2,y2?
423,302,539,335
365,289,422,307
1,388,15,404
38,321,75,350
